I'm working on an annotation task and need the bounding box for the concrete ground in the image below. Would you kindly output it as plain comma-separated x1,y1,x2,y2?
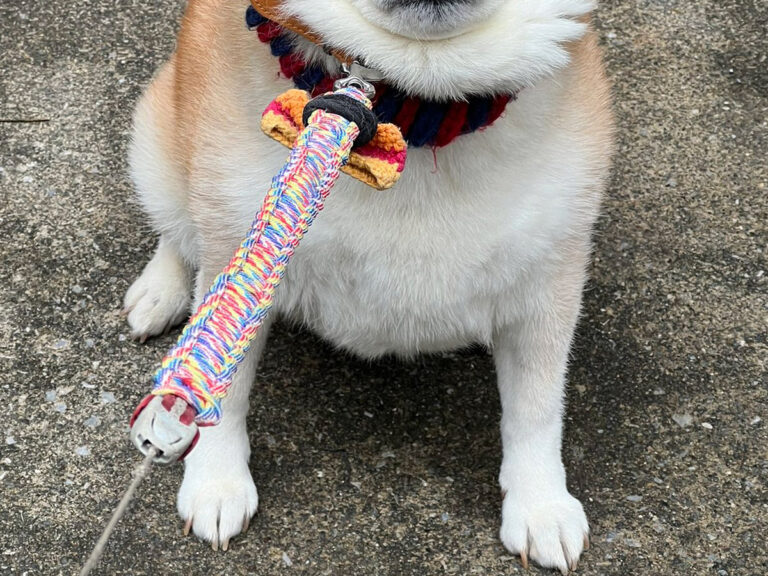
1,0,765,574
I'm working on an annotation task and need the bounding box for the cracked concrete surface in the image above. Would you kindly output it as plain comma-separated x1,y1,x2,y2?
0,0,766,574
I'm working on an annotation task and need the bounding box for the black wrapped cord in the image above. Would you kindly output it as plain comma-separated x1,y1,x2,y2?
303,92,378,147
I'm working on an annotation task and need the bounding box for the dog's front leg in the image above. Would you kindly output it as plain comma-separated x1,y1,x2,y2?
493,289,589,573
176,268,271,550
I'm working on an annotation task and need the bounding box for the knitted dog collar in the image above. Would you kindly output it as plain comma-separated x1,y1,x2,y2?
246,3,516,148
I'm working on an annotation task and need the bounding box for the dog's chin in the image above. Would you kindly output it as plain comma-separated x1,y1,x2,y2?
352,0,504,41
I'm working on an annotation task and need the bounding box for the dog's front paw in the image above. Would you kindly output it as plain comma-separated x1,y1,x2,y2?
500,489,589,574
177,458,258,550
123,245,191,340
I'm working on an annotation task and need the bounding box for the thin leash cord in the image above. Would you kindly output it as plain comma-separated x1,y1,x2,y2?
79,447,158,576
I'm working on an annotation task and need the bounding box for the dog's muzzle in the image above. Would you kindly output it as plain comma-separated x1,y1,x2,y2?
379,0,478,8
373,0,482,36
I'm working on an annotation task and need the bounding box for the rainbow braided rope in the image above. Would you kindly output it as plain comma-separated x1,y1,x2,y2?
151,88,366,425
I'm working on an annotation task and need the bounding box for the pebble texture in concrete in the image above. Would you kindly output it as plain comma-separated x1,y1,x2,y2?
0,0,765,575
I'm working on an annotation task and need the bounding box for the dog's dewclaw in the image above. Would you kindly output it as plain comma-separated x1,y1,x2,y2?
520,549,529,569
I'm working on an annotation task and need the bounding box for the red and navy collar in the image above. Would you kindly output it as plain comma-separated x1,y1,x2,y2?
246,5,515,148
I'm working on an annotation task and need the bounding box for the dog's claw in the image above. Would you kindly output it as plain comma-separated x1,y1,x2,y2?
520,549,529,570
222,538,229,552
119,307,131,317
561,542,572,574
243,516,250,533
139,334,148,344
183,518,192,536
212,537,218,551
583,534,590,550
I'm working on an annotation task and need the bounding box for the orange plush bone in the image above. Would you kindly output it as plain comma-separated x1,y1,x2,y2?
262,89,407,190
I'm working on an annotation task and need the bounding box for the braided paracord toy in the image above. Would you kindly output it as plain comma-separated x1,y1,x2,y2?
148,87,376,426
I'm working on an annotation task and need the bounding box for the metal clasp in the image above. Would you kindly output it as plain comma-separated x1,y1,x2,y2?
334,61,380,99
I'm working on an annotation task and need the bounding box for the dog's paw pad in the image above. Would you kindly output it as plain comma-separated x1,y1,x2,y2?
500,490,589,573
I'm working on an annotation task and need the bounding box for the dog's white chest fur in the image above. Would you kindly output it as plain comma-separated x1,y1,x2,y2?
276,108,581,357
186,72,592,359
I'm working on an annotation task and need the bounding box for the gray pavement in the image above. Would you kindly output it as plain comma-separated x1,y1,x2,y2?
1,0,766,574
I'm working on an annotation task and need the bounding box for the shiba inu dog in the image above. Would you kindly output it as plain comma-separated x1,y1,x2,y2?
124,0,613,571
